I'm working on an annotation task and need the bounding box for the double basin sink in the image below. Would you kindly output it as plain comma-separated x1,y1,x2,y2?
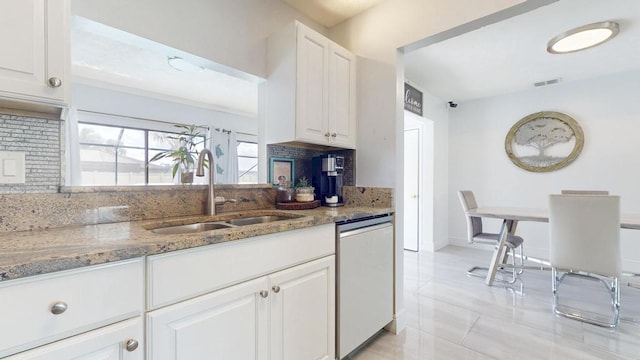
149,214,302,235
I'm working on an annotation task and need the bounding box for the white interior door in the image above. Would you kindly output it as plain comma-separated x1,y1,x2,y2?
404,128,421,251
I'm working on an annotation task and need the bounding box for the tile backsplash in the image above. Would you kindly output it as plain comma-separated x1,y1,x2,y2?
267,144,354,186
0,113,62,193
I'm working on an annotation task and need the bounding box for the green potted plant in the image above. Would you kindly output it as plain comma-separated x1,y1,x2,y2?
149,124,207,183
295,176,315,202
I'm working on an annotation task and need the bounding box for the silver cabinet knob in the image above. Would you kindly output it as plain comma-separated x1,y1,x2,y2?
50,302,67,315
259,290,269,298
331,133,337,138
324,132,331,138
272,285,281,293
48,77,62,88
125,339,139,352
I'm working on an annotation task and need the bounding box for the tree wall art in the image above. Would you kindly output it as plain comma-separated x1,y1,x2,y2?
505,111,584,172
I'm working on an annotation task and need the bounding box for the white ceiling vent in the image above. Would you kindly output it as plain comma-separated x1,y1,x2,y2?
534,78,562,87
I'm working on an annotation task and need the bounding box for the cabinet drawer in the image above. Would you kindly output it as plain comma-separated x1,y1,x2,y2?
147,223,335,310
0,258,144,358
4,317,143,360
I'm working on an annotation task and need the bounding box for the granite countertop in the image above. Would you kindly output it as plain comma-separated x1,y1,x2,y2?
0,206,393,282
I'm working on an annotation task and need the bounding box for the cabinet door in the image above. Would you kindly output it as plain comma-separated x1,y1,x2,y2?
270,256,335,360
5,318,143,360
147,276,269,360
0,0,67,103
328,43,356,149
295,23,329,145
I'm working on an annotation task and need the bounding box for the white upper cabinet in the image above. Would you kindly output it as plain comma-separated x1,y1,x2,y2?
294,24,330,145
0,0,68,105
328,41,356,149
267,21,356,149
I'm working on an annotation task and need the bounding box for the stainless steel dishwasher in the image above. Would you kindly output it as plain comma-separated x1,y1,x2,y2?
336,214,394,359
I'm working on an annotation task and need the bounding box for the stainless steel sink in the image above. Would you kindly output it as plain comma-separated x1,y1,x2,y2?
150,222,236,235
225,215,297,226
149,213,303,235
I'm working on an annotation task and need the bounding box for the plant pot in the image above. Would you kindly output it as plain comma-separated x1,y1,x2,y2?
295,187,315,202
181,171,194,184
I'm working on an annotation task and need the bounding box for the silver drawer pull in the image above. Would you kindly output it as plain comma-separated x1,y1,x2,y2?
125,339,139,352
272,285,281,293
259,290,269,298
48,77,62,88
50,302,67,315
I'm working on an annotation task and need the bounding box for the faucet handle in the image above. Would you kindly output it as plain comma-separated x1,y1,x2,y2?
214,196,237,205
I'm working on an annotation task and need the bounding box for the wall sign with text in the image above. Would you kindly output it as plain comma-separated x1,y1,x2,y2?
404,82,423,116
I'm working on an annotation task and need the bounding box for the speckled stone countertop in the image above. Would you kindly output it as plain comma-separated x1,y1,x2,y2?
0,206,393,282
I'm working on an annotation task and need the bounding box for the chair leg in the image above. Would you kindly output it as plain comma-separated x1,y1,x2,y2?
552,269,620,328
467,265,489,278
516,244,524,275
507,247,517,284
468,244,522,284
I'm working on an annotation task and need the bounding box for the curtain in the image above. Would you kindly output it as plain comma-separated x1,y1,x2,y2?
211,129,238,184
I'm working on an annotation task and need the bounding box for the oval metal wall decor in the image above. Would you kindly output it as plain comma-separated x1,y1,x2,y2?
505,111,584,172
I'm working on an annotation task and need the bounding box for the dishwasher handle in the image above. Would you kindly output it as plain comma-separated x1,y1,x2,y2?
337,214,393,233
339,222,392,238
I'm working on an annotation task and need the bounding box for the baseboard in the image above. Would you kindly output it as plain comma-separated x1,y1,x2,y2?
384,309,407,334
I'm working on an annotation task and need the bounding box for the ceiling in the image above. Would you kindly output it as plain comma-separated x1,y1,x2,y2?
71,17,259,116
282,0,385,27
404,0,640,104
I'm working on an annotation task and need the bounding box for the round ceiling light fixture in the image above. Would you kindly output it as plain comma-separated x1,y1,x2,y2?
547,21,619,54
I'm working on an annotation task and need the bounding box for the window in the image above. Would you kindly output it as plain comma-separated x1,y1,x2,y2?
237,141,258,184
78,123,205,185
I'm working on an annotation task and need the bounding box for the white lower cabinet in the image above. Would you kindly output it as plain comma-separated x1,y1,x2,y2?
4,318,143,360
0,224,337,360
147,256,335,360
147,276,269,360
0,258,144,358
270,256,335,360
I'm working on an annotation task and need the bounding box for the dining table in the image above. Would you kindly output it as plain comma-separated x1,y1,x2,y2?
465,206,640,286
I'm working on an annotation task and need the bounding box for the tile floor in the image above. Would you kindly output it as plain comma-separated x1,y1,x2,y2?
349,246,640,360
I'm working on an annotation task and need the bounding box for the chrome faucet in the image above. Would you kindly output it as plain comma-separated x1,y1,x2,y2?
196,149,216,215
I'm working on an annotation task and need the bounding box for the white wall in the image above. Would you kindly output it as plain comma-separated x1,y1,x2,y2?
448,69,640,272
422,90,449,251
355,57,397,187
71,0,327,78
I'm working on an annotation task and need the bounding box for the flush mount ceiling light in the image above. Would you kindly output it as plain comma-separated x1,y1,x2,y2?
547,21,619,54
167,56,204,72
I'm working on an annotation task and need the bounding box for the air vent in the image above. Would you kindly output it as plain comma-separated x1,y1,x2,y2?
534,78,562,87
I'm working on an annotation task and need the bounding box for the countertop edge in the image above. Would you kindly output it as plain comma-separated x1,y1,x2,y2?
0,207,394,282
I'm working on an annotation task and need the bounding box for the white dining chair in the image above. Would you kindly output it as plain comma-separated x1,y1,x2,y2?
560,190,609,195
549,194,621,328
457,190,524,283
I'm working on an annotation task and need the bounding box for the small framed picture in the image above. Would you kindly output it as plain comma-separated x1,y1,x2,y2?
269,157,295,185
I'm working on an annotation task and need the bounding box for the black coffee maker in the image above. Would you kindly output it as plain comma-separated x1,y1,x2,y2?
312,155,344,207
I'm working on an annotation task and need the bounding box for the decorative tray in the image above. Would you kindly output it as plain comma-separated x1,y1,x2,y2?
276,200,320,210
